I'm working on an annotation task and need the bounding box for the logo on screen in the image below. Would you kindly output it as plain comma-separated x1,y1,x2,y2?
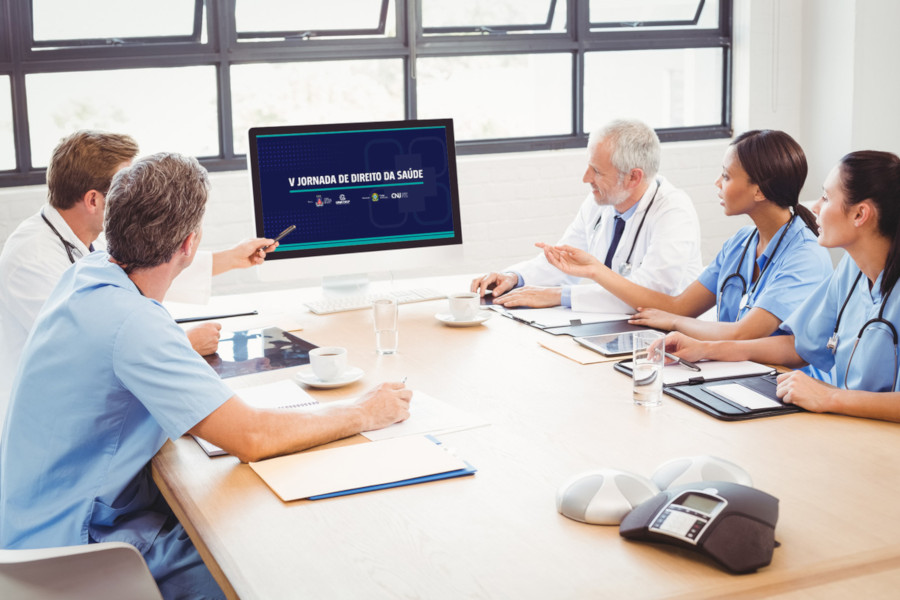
371,193,380,202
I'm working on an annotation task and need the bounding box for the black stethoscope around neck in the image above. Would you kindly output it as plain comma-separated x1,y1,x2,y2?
594,179,660,277
828,270,899,391
41,208,87,264
717,214,795,319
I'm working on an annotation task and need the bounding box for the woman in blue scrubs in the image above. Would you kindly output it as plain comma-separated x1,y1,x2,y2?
665,150,900,422
540,130,833,341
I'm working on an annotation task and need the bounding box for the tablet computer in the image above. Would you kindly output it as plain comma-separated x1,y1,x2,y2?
573,332,635,357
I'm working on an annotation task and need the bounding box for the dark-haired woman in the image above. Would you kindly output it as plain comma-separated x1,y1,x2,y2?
540,130,833,341
664,150,900,421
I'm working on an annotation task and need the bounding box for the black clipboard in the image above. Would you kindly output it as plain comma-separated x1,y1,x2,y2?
613,359,804,421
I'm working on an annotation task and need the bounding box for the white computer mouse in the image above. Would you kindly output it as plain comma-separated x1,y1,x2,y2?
651,455,753,490
556,468,661,525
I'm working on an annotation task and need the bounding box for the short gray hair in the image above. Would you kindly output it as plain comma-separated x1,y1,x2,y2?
104,152,210,273
588,119,660,180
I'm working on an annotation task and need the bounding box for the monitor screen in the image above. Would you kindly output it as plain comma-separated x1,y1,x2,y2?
248,119,463,276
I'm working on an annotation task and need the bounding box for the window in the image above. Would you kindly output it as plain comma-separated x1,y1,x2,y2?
27,67,218,166
235,0,393,39
417,54,571,140
0,0,731,186
31,0,204,46
230,60,404,155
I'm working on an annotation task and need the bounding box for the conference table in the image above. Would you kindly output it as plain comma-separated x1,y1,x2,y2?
152,276,900,599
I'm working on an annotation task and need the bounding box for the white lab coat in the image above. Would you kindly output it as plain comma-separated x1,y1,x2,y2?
0,204,213,433
507,176,702,313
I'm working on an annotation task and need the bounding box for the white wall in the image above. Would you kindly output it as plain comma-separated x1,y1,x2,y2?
4,1,898,295
797,0,900,192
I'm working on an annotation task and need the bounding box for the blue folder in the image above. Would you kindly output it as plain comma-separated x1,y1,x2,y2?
309,461,477,500
309,435,477,500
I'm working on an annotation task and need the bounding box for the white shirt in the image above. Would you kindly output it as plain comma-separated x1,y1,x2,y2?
506,176,702,312
0,204,213,433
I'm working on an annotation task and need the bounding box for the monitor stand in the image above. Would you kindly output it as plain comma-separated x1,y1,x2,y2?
321,273,371,297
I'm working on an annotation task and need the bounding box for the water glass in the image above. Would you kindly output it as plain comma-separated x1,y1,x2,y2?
373,298,399,355
632,330,665,407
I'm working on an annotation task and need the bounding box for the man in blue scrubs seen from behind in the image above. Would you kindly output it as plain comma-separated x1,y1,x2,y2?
0,153,413,599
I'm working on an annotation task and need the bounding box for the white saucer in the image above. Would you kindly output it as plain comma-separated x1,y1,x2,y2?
295,365,364,389
435,312,492,327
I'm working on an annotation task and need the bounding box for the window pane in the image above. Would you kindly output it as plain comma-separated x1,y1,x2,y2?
423,0,565,33
231,60,404,156
589,0,717,29
0,77,13,170
236,0,394,38
27,67,218,167
584,48,723,131
417,54,571,140
32,0,200,42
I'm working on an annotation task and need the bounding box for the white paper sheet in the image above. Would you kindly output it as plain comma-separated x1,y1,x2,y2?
662,360,773,386
491,305,630,328
361,391,489,441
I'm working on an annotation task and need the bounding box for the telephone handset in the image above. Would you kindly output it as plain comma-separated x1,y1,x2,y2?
619,481,778,574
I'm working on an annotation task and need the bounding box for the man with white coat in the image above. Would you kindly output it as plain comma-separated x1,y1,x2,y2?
471,118,702,313
0,131,274,432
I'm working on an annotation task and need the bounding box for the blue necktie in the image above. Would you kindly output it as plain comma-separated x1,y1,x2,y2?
604,216,626,268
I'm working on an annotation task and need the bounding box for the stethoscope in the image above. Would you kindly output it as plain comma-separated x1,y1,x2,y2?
717,214,795,320
41,209,85,264
827,270,899,391
593,179,660,277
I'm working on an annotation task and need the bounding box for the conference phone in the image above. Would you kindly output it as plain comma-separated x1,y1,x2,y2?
619,481,779,574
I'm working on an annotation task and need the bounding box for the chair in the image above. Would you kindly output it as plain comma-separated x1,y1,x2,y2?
0,541,162,600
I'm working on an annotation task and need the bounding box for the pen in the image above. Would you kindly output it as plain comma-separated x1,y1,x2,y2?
175,310,259,324
665,352,701,372
261,224,296,251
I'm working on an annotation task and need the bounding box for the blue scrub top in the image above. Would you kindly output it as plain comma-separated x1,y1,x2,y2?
698,217,833,326
782,254,900,391
0,251,233,553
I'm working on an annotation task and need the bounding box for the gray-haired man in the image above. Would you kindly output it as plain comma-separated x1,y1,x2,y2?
471,118,703,313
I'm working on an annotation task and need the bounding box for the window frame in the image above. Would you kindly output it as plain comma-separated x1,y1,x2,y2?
0,0,732,187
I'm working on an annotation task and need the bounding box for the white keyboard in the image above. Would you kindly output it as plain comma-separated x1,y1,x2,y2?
304,287,446,315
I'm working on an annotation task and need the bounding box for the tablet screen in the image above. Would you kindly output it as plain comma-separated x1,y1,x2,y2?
573,332,635,357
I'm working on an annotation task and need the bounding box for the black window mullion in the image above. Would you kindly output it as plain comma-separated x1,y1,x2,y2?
404,0,417,119
210,0,232,160
8,0,31,174
0,0,10,62
571,0,585,137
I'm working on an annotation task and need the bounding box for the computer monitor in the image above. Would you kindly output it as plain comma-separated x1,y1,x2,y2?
248,118,463,290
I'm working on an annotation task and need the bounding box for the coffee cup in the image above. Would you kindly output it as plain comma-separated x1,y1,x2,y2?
309,346,348,381
448,292,479,321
